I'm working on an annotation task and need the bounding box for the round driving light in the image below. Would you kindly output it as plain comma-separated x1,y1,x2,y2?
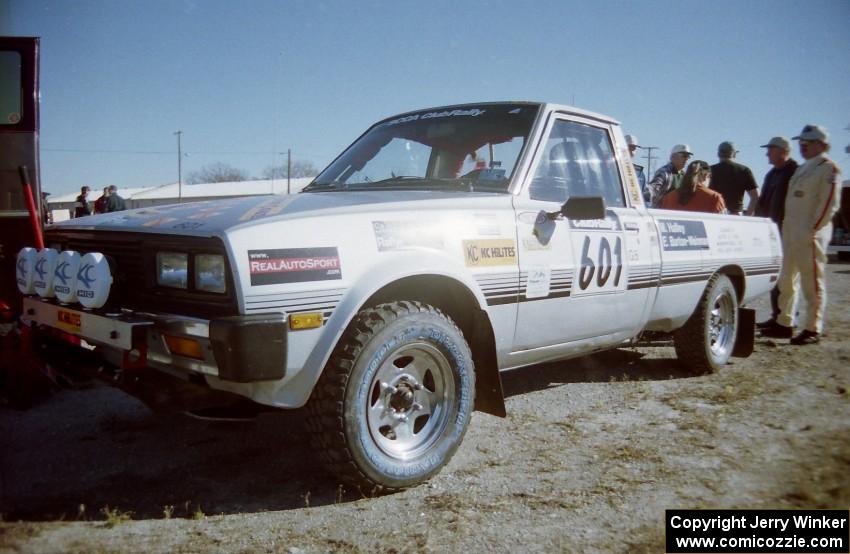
54,250,81,304
16,247,37,294
75,252,113,309
33,248,59,298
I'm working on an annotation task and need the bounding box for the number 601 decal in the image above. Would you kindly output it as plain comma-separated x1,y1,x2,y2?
575,234,625,293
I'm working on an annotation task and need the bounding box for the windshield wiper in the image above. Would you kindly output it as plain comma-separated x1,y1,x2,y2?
302,180,345,192
360,176,426,186
350,176,476,191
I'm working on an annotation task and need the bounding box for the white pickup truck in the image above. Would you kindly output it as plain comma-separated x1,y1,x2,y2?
15,102,780,490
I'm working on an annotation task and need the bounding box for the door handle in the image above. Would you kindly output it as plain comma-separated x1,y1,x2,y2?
624,221,640,232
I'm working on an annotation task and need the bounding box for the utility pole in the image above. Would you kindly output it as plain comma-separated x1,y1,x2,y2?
174,130,183,202
287,148,291,194
641,145,659,178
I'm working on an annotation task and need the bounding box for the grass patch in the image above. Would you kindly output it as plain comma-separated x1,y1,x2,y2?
100,506,132,528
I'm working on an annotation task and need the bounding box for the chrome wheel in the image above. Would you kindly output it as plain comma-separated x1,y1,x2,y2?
709,290,736,360
366,342,454,460
674,274,738,374
307,301,474,490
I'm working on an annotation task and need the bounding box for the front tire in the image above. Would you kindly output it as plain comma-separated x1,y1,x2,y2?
673,274,738,374
307,301,475,492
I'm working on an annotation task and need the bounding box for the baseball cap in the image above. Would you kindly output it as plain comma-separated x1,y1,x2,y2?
717,141,737,156
670,144,692,156
792,124,829,143
760,136,790,150
625,134,639,147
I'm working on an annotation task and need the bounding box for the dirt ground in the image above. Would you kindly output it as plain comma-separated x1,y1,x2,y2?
1,260,849,553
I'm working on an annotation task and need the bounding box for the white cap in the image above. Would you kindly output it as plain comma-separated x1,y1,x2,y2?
625,134,639,147
670,144,693,156
792,124,829,143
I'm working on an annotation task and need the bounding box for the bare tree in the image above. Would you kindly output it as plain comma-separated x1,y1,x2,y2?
186,162,250,184
262,160,319,180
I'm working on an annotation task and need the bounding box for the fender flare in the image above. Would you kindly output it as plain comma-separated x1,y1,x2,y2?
285,250,503,412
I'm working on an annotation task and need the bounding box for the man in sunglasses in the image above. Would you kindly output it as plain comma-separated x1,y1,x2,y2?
761,125,842,345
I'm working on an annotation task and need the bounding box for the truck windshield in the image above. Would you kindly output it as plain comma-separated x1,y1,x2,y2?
306,104,539,193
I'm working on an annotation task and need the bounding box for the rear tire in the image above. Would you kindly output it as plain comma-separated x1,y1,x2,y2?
306,301,474,492
673,274,738,374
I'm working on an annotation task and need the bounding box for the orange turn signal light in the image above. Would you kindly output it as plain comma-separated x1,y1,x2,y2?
163,334,205,360
289,312,323,331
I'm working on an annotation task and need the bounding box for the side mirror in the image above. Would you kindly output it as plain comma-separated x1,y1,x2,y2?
560,196,606,220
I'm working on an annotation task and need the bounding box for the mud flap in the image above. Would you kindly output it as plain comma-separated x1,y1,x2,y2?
732,307,755,358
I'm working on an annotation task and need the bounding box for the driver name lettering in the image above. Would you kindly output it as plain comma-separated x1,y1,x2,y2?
463,239,517,267
658,219,710,251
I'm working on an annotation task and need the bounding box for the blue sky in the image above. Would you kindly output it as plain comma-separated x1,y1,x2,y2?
3,0,849,195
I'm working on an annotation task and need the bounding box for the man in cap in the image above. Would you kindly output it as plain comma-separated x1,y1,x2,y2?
754,137,798,328
761,125,841,345
625,134,647,199
73,186,92,218
646,144,692,207
710,141,759,215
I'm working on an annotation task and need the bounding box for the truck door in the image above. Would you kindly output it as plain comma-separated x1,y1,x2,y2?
512,115,650,352
0,36,41,313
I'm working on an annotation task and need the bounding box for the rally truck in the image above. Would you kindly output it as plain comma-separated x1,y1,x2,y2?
14,102,780,490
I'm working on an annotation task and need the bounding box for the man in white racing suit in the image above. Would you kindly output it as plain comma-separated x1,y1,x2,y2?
761,125,841,345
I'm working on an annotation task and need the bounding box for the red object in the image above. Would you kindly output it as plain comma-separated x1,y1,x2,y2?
19,166,44,250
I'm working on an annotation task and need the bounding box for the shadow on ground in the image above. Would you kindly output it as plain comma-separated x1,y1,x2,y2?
0,397,359,521
501,346,699,398
2,345,700,522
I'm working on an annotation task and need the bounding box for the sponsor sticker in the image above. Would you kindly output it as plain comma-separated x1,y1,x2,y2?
248,247,342,286
239,196,297,222
622,148,644,206
372,221,444,251
383,108,486,127
522,237,552,251
568,211,622,232
142,217,178,228
463,239,517,267
658,219,709,251
525,266,551,299
57,309,81,333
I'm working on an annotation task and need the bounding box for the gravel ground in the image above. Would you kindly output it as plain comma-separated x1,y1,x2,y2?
1,260,849,553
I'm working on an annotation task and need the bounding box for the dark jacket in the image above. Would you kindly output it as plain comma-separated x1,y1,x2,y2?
94,195,108,213
755,159,798,230
105,193,127,212
74,194,92,218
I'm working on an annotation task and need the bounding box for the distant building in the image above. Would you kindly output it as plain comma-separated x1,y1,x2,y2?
47,178,314,221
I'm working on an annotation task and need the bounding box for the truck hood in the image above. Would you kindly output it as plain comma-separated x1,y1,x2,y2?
49,191,506,237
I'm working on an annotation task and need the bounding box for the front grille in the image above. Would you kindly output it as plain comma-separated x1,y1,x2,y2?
44,230,238,318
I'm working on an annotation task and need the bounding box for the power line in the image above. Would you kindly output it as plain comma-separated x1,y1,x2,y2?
42,148,171,154
42,147,328,159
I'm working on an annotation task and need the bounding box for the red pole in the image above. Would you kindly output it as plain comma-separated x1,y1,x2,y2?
19,165,44,250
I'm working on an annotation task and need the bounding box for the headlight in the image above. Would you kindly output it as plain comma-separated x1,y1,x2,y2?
195,254,226,293
156,252,188,289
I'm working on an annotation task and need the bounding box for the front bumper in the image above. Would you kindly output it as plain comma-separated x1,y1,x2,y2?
22,296,287,383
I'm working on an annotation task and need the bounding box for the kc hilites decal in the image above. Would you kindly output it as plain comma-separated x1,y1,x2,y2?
248,247,342,286
463,239,517,267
